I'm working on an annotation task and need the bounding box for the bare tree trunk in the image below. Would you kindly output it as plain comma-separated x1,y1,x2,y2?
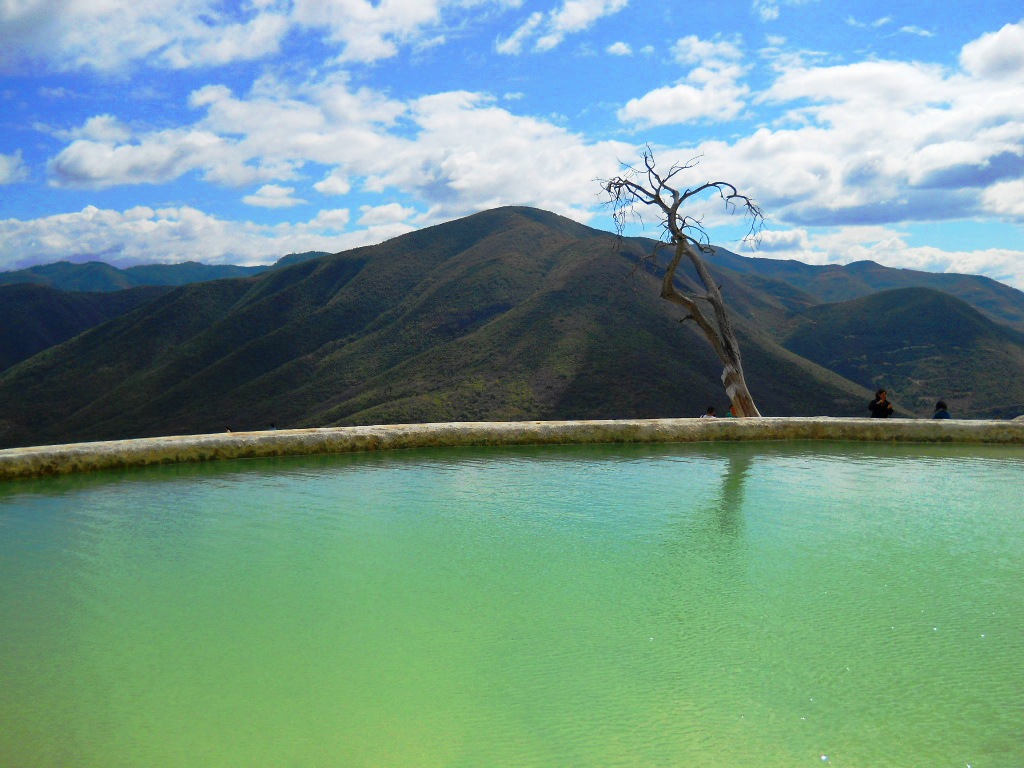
602,148,764,417
660,238,761,417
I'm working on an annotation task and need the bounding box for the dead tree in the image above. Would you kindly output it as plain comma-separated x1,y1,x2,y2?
601,149,764,417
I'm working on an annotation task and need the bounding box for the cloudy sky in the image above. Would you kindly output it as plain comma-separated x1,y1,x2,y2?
1,1,1023,287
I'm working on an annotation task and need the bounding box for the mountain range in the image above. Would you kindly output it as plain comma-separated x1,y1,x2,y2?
1,206,1022,449
0,250,327,372
0,250,329,292
0,283,172,372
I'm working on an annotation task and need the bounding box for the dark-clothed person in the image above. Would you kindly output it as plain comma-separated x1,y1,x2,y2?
868,389,894,418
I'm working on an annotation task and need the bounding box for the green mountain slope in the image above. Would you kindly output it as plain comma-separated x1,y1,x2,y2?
0,207,873,448
0,251,330,292
5,207,1022,448
782,287,1024,418
707,249,1024,332
0,283,173,372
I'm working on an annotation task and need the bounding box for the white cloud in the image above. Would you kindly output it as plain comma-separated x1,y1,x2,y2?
982,179,1024,218
959,19,1024,79
745,224,1024,289
292,0,516,64
846,15,891,29
673,34,743,66
760,59,946,108
618,35,749,126
0,0,513,72
314,170,352,195
753,1,779,22
0,151,29,184
536,0,629,50
243,184,308,208
607,41,631,56
413,34,448,55
625,22,1024,285
0,0,291,72
37,17,1020,264
753,0,823,24
160,12,290,68
755,227,809,251
47,128,236,189
46,73,408,190
617,81,748,127
899,26,934,38
12,13,1023,291
60,114,132,143
357,203,417,226
308,208,351,231
496,11,543,54
0,204,351,269
731,49,1024,228
497,0,628,54
357,89,632,221
292,0,439,63
42,72,634,225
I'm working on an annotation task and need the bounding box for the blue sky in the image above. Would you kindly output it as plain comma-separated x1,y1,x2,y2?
1,0,1023,287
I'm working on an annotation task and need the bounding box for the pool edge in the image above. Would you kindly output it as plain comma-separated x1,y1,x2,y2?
2,417,1023,480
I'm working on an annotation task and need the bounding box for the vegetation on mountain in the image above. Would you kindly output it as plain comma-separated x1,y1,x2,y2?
602,150,765,417
0,208,864,448
1,207,1022,448
0,251,329,292
0,283,172,372
782,287,1024,418
706,249,1024,332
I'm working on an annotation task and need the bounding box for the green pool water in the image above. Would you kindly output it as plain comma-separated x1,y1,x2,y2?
1,441,1021,767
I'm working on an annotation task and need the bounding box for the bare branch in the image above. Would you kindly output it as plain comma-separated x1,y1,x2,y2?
599,147,764,417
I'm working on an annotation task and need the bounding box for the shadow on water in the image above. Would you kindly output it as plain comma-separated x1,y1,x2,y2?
640,443,762,629
714,446,754,538
3,437,1019,508
657,441,761,552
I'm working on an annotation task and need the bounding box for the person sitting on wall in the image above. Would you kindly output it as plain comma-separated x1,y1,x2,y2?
700,406,717,419
932,400,952,419
868,389,894,418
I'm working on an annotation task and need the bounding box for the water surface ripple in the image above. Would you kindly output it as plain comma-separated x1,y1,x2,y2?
1,441,1021,767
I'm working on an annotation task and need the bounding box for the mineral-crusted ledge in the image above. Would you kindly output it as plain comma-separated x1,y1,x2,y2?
1,417,1022,481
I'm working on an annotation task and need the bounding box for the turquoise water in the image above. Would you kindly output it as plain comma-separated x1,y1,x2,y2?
1,441,1022,767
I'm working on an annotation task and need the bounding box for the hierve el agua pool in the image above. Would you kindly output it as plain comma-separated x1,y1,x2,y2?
1,424,1022,766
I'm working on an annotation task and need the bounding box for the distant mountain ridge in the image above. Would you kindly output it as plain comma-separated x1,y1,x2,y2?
1,207,1022,448
0,251,330,292
781,286,1024,418
0,283,173,372
705,248,1024,332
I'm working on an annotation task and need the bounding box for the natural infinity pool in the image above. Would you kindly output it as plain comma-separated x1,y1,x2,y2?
1,441,1021,767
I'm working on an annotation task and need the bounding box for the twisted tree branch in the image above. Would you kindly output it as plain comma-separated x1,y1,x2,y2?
600,146,765,417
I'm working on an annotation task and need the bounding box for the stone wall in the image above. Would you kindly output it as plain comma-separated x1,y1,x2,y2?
2,417,1023,481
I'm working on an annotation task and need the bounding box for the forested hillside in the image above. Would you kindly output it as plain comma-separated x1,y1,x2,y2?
2,207,1022,448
